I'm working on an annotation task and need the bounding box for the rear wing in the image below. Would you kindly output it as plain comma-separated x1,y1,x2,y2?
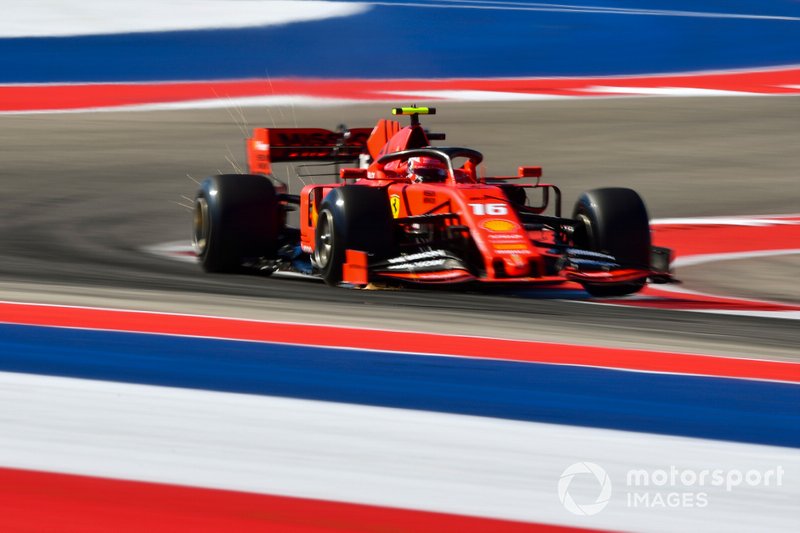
247,127,372,175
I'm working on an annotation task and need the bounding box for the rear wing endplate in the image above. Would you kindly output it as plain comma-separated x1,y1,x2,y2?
247,127,372,175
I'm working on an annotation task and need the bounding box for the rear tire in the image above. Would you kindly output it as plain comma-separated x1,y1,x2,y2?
193,174,280,273
314,186,394,286
572,187,650,297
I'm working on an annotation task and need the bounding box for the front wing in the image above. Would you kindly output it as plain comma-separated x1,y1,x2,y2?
342,246,675,287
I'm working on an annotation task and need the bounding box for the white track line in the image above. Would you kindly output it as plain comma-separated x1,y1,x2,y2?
580,87,761,97
674,249,800,269
380,90,576,101
2,96,367,116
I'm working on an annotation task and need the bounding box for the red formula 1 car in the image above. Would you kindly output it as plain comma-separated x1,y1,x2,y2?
192,107,674,296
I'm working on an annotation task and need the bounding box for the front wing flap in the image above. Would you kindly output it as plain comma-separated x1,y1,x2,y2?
370,250,475,283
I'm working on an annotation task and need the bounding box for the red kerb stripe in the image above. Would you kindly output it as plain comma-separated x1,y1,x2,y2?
1,302,799,383
0,467,595,532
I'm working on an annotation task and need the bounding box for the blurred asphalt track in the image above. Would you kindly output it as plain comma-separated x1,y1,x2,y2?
0,99,798,359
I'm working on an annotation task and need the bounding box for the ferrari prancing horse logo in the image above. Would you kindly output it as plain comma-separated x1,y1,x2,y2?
390,195,401,218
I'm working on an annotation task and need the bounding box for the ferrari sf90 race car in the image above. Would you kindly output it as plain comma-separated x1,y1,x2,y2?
192,107,674,296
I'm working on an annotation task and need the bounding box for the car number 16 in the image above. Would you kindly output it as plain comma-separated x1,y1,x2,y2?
468,203,508,216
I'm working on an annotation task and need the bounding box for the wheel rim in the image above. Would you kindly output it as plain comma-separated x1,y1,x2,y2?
315,210,333,268
192,197,210,256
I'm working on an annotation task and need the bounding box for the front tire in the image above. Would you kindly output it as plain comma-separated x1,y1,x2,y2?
314,186,394,286
193,174,280,273
572,187,650,297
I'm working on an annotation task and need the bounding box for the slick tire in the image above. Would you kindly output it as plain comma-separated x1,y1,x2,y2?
314,186,394,286
193,174,280,273
572,187,651,297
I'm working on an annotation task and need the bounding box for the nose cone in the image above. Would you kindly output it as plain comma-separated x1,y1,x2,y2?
502,254,530,277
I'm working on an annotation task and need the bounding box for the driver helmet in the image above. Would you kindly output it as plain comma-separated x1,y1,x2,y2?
407,156,447,183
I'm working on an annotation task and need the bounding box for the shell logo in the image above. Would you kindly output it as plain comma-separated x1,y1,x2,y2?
483,219,518,232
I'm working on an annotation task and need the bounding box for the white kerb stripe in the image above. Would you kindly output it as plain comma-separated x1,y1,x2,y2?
0,371,797,532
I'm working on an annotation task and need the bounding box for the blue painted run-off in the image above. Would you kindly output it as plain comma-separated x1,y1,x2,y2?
1,323,799,448
0,1,799,82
